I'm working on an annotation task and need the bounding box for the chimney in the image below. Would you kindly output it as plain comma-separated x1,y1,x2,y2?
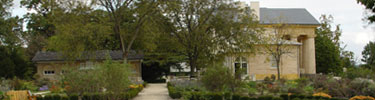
250,1,260,20
236,2,247,9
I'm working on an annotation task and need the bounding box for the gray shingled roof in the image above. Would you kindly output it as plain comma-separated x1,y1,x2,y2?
260,8,320,25
32,50,144,62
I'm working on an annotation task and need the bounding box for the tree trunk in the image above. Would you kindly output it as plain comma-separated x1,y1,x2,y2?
276,60,281,80
189,59,196,78
123,50,128,63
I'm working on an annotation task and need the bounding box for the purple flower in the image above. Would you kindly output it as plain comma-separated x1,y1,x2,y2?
39,85,49,91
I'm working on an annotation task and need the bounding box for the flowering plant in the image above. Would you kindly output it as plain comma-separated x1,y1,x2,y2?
313,92,332,98
349,96,375,100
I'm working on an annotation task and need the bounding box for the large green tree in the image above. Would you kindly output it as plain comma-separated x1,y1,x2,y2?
315,15,343,74
0,0,34,79
162,0,261,76
95,0,160,61
362,41,375,68
31,0,162,61
21,0,61,59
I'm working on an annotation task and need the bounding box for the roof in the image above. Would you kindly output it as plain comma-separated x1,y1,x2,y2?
256,40,302,46
32,50,144,62
259,8,320,25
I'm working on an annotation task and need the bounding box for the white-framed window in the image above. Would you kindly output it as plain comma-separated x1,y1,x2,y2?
234,57,248,74
44,70,55,75
270,56,277,68
79,61,95,70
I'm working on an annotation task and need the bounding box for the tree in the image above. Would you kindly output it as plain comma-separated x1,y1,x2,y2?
340,48,356,68
362,41,375,69
0,0,35,79
357,0,375,23
163,0,261,77
0,46,15,78
21,0,61,59
142,31,186,82
96,0,160,61
315,15,343,74
261,23,295,80
47,6,114,59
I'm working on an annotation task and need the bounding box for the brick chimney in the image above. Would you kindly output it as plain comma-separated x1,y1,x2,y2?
250,1,260,20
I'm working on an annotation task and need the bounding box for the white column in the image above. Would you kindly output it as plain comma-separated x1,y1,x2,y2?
250,1,260,20
302,36,316,74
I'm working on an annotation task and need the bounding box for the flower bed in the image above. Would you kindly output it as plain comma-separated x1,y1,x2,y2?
349,96,375,100
36,84,143,100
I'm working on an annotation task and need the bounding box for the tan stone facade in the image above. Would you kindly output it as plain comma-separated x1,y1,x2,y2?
35,60,142,81
225,26,318,80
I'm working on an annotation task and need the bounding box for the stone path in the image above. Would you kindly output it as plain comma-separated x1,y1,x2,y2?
132,83,175,100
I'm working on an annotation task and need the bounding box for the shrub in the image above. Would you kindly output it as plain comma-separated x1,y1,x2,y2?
272,97,283,100
288,87,304,94
0,91,4,100
188,92,204,100
201,65,242,92
167,82,172,87
258,95,274,100
313,92,332,98
349,96,375,100
69,94,79,100
303,86,314,95
232,94,241,100
9,78,38,91
143,82,148,87
63,59,132,99
246,81,257,96
38,95,68,100
264,76,273,84
168,86,182,99
240,96,251,100
340,67,375,79
37,89,142,100
280,94,290,100
290,94,305,100
291,98,301,100
206,92,223,100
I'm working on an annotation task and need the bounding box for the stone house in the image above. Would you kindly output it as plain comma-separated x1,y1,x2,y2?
224,2,319,80
32,50,144,81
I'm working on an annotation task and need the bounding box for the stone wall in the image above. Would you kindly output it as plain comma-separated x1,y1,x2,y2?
225,45,300,80
35,60,142,81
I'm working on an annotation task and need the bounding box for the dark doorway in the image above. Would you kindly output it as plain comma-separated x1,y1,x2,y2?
141,62,169,83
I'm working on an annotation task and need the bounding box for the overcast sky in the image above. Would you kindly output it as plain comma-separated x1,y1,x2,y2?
10,0,375,63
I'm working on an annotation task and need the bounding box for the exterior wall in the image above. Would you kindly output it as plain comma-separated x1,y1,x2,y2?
263,25,317,75
35,61,80,81
224,25,317,80
35,60,142,81
225,45,300,80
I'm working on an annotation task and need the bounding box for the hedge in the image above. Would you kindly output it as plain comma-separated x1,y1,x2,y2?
167,86,182,99
36,87,142,100
179,92,349,100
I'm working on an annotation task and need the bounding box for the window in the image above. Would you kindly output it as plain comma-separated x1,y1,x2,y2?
44,70,55,75
79,61,95,70
234,57,248,74
270,56,277,68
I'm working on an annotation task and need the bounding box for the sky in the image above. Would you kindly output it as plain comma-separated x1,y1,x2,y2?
9,0,375,63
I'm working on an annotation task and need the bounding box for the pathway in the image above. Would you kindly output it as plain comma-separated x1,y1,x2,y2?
132,83,175,100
